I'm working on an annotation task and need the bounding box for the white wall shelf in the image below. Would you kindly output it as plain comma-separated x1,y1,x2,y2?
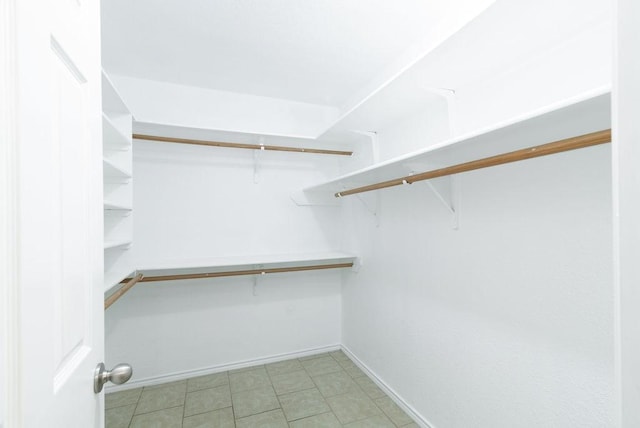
102,72,133,117
132,121,355,155
103,113,132,150
103,158,132,179
136,252,358,280
102,69,135,293
105,267,135,293
104,239,132,250
302,89,611,199
104,201,133,212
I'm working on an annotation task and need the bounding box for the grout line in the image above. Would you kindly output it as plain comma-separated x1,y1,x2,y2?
130,404,184,417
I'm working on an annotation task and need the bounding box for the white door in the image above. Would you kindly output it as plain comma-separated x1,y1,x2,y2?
10,0,105,426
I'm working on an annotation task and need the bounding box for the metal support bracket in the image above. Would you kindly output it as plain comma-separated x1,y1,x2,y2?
253,137,265,184
252,265,265,296
349,130,379,163
351,257,362,273
425,176,459,230
420,86,457,138
355,191,381,227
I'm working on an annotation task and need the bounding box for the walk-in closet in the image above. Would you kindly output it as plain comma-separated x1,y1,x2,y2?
4,0,640,427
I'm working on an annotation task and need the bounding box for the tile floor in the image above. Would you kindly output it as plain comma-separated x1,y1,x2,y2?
106,351,418,427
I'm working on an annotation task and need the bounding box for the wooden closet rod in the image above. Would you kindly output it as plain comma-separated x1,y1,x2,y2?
105,273,144,310
133,134,353,156
335,129,611,198
120,262,354,283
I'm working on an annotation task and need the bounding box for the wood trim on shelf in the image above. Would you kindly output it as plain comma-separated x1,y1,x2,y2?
121,262,354,283
133,133,353,156
335,129,611,198
104,273,144,310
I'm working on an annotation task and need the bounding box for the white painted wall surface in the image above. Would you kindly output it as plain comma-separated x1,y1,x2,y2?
110,75,340,139
371,1,612,161
340,5,614,420
453,19,612,137
341,142,613,427
105,140,344,382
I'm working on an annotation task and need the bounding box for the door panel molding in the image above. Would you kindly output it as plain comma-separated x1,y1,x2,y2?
0,0,22,426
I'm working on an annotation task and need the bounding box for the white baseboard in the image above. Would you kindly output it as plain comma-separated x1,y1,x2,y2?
106,344,341,392
341,345,436,428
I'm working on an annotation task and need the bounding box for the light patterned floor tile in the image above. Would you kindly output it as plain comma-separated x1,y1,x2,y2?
289,411,342,428
229,367,271,393
375,396,414,426
313,370,362,397
187,372,229,392
130,406,184,428
343,414,396,427
106,403,136,428
338,360,366,378
143,380,187,391
299,353,330,361
183,406,235,428
106,355,417,428
279,388,330,422
229,364,265,374
236,409,289,428
327,391,381,424
354,376,386,399
106,388,142,409
184,384,232,417
266,359,304,376
135,383,187,415
329,350,349,362
301,356,343,377
232,385,280,418
271,369,315,395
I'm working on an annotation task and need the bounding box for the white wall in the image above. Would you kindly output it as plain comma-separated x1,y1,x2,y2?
340,3,614,424
110,75,341,139
105,140,345,382
370,0,612,160
341,142,613,427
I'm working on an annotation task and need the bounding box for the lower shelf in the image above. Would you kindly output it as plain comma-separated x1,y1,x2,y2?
132,252,358,283
105,266,135,292
104,239,132,250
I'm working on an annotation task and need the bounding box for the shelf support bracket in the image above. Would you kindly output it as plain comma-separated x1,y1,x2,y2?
252,265,265,296
354,191,381,227
253,137,265,184
420,86,457,138
425,176,459,230
350,130,379,163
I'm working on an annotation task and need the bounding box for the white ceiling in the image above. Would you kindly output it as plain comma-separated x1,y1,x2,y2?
101,0,467,108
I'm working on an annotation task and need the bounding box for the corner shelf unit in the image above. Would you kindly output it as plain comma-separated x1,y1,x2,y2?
301,89,611,200
102,71,135,292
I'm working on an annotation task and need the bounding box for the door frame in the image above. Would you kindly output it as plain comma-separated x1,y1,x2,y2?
613,0,640,426
0,0,21,426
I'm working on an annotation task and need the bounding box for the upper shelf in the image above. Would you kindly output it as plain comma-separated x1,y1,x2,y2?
135,252,358,280
103,113,132,150
303,89,611,197
133,121,356,155
103,158,132,180
102,71,133,117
